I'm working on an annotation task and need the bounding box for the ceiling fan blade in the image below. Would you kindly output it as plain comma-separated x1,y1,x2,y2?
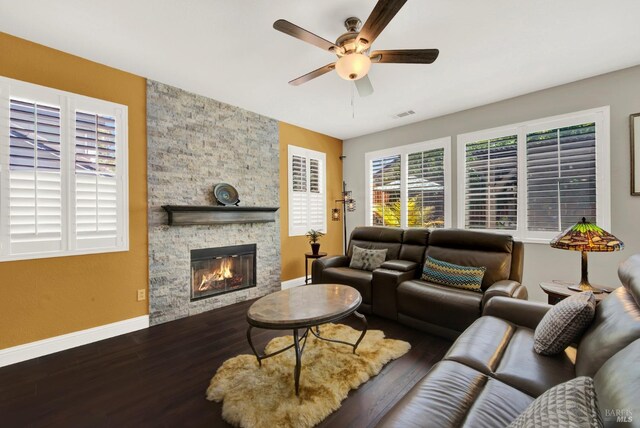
354,75,374,97
371,49,440,64
288,63,336,86
356,0,407,50
273,19,339,52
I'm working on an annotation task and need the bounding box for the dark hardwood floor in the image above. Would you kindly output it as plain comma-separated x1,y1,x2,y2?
0,299,451,428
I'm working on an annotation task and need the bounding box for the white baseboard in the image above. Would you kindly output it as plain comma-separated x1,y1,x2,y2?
281,276,307,290
0,315,149,368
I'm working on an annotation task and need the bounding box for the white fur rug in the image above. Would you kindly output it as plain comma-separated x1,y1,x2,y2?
206,323,410,428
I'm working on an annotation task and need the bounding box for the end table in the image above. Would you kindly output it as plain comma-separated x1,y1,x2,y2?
305,252,327,284
540,280,611,305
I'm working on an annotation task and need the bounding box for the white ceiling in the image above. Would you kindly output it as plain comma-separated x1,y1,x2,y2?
2,1,640,140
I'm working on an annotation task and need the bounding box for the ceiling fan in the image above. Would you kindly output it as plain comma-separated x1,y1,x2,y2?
273,0,439,97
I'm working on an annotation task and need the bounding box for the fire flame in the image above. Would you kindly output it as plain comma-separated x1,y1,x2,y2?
198,258,234,291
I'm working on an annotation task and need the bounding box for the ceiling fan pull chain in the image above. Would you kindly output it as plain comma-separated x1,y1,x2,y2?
351,83,355,119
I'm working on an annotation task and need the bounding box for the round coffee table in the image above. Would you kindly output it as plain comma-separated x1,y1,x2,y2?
246,284,367,395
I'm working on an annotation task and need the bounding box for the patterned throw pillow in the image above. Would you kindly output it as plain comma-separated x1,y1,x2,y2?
508,376,603,428
420,256,486,292
534,291,596,355
349,246,387,271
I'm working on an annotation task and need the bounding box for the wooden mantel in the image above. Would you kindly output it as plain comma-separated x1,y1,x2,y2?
162,205,279,226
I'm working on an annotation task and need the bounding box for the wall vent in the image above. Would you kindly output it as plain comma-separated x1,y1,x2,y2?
391,109,415,119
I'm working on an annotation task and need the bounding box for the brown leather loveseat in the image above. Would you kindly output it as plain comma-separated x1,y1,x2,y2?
378,254,640,427
312,226,527,337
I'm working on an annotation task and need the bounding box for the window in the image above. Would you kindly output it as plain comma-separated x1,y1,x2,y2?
365,138,451,229
457,107,610,242
288,145,326,236
463,134,518,230
0,76,128,261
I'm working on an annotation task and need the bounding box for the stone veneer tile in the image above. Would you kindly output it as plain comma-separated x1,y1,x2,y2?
147,80,281,325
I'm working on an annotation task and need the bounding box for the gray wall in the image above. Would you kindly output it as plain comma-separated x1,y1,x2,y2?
344,65,640,303
147,80,281,324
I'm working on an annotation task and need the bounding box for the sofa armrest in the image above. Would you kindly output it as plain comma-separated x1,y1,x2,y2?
372,269,416,320
311,255,349,284
482,297,552,330
481,279,528,308
380,260,418,272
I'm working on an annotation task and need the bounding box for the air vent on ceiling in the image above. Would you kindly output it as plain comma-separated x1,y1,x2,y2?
391,109,415,119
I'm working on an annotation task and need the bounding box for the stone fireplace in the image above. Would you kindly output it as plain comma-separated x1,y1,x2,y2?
191,244,256,300
146,80,281,325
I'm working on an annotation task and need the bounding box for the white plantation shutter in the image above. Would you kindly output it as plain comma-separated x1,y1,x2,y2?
0,76,128,261
370,154,401,227
457,107,609,242
75,111,119,248
288,146,326,236
463,135,518,230
290,154,308,233
8,99,63,253
526,123,596,232
308,158,324,230
407,148,445,228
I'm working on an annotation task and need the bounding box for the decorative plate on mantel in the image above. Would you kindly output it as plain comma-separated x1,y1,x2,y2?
214,183,240,206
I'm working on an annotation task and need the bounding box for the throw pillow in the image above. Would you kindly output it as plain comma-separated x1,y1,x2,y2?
349,246,387,271
508,376,603,428
534,291,596,356
420,256,486,292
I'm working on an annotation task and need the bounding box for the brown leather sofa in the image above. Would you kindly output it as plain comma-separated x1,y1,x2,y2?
312,227,429,314
312,226,526,337
378,254,640,427
393,229,527,339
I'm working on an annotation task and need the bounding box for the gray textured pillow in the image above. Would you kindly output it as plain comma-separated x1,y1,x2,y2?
534,291,596,355
508,376,603,428
349,246,387,271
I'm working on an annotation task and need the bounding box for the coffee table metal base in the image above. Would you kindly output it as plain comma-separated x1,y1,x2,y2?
246,311,368,396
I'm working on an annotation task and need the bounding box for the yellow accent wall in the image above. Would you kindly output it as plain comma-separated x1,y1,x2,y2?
0,33,148,349
279,122,343,281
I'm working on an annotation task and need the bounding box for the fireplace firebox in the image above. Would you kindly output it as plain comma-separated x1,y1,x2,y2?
190,244,256,301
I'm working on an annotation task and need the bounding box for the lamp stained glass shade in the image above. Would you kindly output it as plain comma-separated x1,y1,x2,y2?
550,218,623,252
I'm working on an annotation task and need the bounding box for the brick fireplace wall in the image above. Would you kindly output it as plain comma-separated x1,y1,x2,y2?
147,80,281,325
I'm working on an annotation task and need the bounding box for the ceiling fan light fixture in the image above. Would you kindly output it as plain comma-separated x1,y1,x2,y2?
335,53,371,81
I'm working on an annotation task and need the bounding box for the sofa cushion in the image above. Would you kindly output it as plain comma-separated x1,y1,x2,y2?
421,256,485,292
397,280,483,333
427,229,513,290
347,226,402,260
534,291,596,355
444,316,576,397
508,376,602,428
377,360,534,428
575,287,640,378
320,267,373,304
349,246,387,271
398,228,429,264
593,339,640,427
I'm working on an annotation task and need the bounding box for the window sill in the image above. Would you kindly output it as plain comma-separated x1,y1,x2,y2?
0,245,129,263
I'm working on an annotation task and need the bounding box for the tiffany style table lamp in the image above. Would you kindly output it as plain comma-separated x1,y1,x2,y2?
550,217,624,293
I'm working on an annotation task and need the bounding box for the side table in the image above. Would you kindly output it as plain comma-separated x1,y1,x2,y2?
540,280,611,305
305,252,327,284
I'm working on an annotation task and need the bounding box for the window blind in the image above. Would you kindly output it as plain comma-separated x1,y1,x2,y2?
526,123,596,231
370,154,401,227
407,148,445,228
75,111,118,242
307,158,324,230
0,76,129,261
464,135,518,230
290,154,308,233
9,99,62,248
288,147,326,236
